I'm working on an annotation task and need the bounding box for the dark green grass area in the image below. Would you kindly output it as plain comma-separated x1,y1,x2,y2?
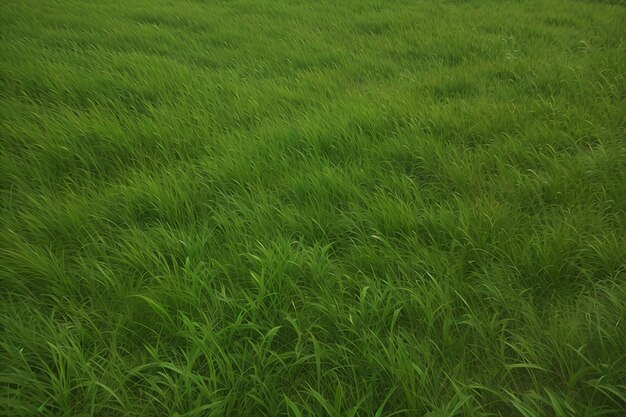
1,0,625,415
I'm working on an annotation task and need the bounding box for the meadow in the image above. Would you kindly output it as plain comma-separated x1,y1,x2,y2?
1,0,625,416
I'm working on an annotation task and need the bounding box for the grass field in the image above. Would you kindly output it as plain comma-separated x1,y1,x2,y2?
1,0,625,416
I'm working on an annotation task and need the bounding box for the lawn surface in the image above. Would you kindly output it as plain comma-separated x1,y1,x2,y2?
1,0,625,416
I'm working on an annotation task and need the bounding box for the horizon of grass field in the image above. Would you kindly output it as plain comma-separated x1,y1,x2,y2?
1,0,625,416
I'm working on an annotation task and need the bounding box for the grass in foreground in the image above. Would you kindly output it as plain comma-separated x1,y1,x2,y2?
1,0,625,416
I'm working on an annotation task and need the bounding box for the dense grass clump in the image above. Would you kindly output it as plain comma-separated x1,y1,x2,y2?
1,0,625,416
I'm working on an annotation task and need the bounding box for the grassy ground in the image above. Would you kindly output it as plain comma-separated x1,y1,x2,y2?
1,0,625,416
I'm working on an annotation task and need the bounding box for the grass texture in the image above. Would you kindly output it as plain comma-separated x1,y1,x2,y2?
1,0,625,416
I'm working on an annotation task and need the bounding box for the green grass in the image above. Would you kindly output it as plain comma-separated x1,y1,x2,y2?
1,0,625,415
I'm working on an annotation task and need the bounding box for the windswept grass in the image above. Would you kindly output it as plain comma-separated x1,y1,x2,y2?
1,0,625,416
